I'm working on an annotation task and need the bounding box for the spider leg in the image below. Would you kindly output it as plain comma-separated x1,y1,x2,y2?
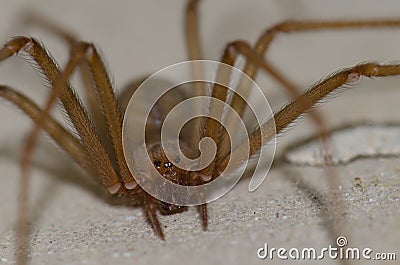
216,41,347,261
22,12,114,159
228,19,400,120
0,38,122,265
256,19,400,56
185,0,206,151
186,1,338,240
144,194,165,240
197,47,237,180
187,0,228,175
219,40,338,173
198,204,208,230
187,171,209,230
222,19,400,179
0,86,86,168
0,38,126,262
186,0,318,231
186,1,247,230
1,36,172,241
81,43,137,189
0,37,121,190
3,36,136,188
185,0,202,62
0,86,88,265
185,0,210,231
220,62,400,173
186,0,335,177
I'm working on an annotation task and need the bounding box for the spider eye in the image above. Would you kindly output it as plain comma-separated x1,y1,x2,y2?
164,162,173,168
154,160,161,167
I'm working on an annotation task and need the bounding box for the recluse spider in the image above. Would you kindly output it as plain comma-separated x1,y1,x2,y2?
1,0,400,264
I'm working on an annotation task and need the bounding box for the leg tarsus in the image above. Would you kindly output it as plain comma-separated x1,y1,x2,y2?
198,204,208,231
145,195,165,240
190,172,209,230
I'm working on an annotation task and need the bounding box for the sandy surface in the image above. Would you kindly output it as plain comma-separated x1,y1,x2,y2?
0,0,400,264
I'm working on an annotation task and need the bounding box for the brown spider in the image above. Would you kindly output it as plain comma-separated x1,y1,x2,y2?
1,0,400,264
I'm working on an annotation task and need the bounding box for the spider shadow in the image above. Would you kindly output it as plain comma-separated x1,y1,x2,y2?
0,137,141,226
272,154,343,246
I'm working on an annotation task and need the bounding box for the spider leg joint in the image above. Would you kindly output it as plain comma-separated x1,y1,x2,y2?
84,44,95,58
107,182,122,194
346,72,361,83
124,181,138,190
21,38,34,53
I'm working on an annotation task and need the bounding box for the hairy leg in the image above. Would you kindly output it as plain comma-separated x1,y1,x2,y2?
0,38,122,264
23,12,110,145
185,0,335,180
230,19,400,119
0,85,87,265
0,37,120,189
224,63,400,170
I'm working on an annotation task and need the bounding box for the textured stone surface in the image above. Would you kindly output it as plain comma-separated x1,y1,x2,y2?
286,124,400,165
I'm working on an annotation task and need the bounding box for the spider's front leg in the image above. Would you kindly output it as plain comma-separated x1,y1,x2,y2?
1,35,187,240
0,37,122,190
0,37,130,264
6,16,186,240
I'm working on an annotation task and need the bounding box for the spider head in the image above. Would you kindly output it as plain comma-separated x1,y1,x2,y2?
147,141,193,214
148,142,189,185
